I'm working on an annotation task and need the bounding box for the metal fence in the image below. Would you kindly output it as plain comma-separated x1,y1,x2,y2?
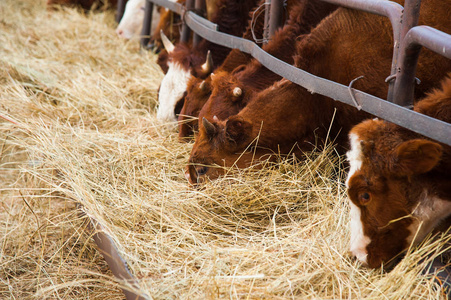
118,0,451,146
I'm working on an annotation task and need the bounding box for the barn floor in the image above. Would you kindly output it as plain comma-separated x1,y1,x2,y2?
0,0,449,299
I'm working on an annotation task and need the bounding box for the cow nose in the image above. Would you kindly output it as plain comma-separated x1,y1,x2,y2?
116,29,124,37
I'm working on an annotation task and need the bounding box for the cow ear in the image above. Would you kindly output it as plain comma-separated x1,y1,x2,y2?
225,116,251,144
231,65,246,75
392,139,442,176
202,117,217,138
160,30,175,53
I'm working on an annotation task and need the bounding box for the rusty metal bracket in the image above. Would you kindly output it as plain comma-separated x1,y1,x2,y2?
82,208,151,300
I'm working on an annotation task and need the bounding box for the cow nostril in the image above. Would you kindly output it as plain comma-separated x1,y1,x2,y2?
116,29,123,36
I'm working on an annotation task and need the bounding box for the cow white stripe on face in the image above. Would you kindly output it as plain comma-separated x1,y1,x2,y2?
157,61,191,122
116,0,146,39
349,201,371,265
346,133,363,188
407,192,451,246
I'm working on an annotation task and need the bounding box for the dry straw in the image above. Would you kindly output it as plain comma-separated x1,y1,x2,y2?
0,0,449,299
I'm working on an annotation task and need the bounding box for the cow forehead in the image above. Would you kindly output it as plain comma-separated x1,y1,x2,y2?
346,133,363,188
157,61,192,122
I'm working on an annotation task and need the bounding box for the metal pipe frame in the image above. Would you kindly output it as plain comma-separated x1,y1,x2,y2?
116,0,128,23
180,0,195,43
268,0,285,39
140,0,154,48
386,0,421,101
84,211,151,300
393,26,451,107
321,0,404,102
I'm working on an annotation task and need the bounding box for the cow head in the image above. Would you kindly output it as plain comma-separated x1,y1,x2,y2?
116,0,145,39
150,2,183,52
198,67,254,123
178,75,213,139
346,119,447,269
157,33,213,123
186,115,262,185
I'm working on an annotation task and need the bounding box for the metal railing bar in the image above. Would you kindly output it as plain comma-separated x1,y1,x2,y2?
85,212,151,300
140,0,154,48
185,9,451,146
393,26,451,107
149,0,451,145
321,0,404,102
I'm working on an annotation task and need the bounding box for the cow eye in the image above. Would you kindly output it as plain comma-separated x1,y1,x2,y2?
197,166,208,176
359,192,371,204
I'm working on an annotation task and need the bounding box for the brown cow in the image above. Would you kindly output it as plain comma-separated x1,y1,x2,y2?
346,74,451,269
186,0,451,185
157,0,260,123
178,0,337,139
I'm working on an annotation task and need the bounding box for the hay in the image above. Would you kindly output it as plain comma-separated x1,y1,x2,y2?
0,0,449,299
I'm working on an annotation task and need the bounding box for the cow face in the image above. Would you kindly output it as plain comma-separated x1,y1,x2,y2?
157,38,213,123
116,0,145,39
346,119,446,269
186,115,256,185
150,2,183,52
178,76,213,139
198,69,252,122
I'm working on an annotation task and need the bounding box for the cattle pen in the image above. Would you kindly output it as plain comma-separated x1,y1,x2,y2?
1,0,451,299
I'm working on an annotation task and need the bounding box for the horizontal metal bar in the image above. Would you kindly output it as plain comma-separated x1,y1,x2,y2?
393,26,451,107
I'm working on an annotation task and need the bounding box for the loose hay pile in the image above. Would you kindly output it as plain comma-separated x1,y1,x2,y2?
0,0,450,299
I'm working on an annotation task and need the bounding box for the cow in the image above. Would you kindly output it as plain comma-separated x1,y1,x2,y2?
178,0,337,139
346,74,451,269
116,0,162,40
186,0,451,185
156,0,260,123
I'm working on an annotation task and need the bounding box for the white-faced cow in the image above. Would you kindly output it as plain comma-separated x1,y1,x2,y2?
157,0,260,123
346,74,451,269
116,0,154,40
186,0,451,185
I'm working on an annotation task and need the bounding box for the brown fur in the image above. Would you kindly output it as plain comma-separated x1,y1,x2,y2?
179,0,337,139
347,74,451,269
187,0,451,185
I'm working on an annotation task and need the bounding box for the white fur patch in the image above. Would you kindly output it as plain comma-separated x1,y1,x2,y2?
345,133,363,188
116,0,146,39
157,62,192,122
407,192,451,246
349,201,371,265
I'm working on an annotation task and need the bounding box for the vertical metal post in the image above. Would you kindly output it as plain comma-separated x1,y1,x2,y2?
262,0,271,45
268,0,284,38
387,0,421,103
181,0,195,43
193,0,206,46
115,0,127,23
140,0,154,48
